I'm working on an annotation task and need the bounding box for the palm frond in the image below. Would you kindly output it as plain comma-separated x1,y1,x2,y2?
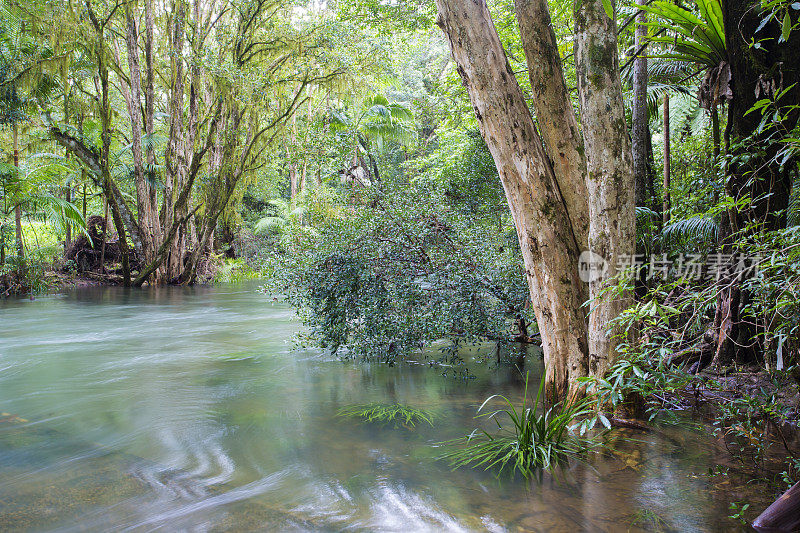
662,216,718,245
19,193,89,239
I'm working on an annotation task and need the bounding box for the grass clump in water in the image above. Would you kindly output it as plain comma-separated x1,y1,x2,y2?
336,403,435,429
440,374,596,478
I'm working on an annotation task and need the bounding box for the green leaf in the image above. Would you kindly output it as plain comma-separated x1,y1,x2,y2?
781,11,792,42
602,0,614,19
598,413,612,429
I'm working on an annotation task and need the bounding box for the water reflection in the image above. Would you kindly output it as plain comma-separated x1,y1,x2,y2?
0,281,760,531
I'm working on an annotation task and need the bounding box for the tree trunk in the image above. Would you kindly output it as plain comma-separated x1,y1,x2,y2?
144,0,162,282
14,204,23,262
65,186,71,247
662,94,670,226
98,34,130,286
12,123,23,263
63,82,72,249
753,481,800,532
632,3,650,209
125,2,156,275
722,0,800,232
100,196,108,274
711,0,800,368
436,0,589,401
575,0,636,378
516,0,589,250
164,0,187,281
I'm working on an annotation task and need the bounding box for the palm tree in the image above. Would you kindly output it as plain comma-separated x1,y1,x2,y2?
329,94,414,186
0,157,87,268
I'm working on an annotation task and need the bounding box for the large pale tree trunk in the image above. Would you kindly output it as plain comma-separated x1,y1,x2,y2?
575,0,636,378
436,0,589,401
515,0,589,251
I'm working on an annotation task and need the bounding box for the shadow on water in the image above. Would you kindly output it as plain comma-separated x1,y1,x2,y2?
0,281,766,531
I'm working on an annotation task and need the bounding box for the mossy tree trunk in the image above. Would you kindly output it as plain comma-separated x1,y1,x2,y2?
436,0,590,401
575,0,636,379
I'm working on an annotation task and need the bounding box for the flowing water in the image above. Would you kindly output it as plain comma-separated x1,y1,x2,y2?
0,281,767,531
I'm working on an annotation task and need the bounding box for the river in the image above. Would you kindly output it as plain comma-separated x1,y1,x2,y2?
0,281,761,531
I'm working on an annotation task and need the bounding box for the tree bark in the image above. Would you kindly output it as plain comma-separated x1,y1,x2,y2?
722,0,800,232
164,0,187,281
662,94,670,225
515,0,589,250
12,123,23,263
65,186,71,246
93,6,131,286
632,3,650,209
144,0,162,280
436,0,589,401
100,195,108,274
711,1,800,367
125,2,157,274
575,0,636,378
753,481,800,532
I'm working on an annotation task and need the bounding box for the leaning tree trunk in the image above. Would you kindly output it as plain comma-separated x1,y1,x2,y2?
436,0,589,401
515,0,589,251
575,0,636,378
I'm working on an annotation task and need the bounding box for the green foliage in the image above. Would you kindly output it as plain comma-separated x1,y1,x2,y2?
642,0,726,68
268,181,530,364
336,402,435,428
214,258,262,283
406,127,505,219
440,374,595,478
661,216,719,247
728,502,750,525
756,1,800,44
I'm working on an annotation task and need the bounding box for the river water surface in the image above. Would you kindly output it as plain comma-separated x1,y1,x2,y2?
0,281,765,531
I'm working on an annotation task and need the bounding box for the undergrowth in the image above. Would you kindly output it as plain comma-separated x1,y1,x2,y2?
439,374,597,478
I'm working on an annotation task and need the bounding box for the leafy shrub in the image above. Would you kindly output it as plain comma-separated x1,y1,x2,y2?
267,182,531,363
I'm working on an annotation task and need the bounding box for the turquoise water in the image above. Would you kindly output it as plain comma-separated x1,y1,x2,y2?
0,281,761,531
